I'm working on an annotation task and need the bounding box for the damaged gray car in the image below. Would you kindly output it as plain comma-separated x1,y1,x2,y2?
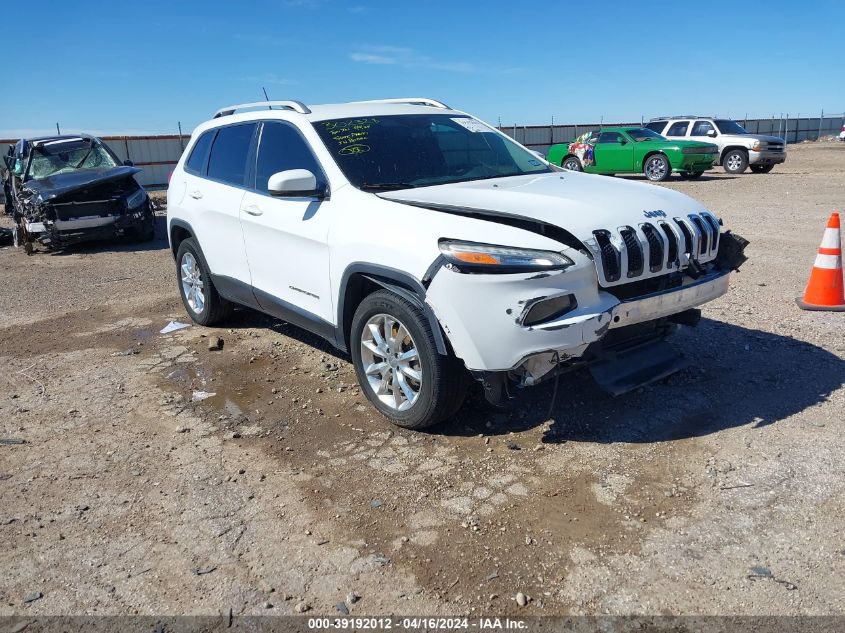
2,134,154,253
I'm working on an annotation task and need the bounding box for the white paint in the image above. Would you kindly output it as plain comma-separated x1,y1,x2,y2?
814,253,842,270
819,228,841,250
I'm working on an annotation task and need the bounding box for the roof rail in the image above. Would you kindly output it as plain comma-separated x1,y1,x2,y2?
353,97,451,109
648,115,702,121
213,100,311,118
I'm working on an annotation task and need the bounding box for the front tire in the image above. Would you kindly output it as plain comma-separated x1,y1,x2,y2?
350,290,467,429
175,238,233,326
750,164,774,174
723,149,749,174
644,154,671,181
561,156,583,172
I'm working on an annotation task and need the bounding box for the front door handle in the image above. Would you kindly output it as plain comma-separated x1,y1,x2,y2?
244,205,263,216
189,190,203,199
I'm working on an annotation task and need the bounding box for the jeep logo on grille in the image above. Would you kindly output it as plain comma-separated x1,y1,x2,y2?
643,210,667,218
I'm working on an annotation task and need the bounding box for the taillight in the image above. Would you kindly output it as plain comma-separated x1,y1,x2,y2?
168,170,174,183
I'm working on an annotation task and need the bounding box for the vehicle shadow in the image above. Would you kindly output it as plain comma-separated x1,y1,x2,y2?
224,306,348,360
619,174,738,183
433,318,845,444
47,215,170,256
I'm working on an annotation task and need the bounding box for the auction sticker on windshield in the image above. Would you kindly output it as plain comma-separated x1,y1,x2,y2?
451,117,492,133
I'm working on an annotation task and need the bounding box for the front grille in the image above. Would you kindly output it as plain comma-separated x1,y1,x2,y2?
586,212,721,287
767,143,784,152
659,221,679,264
619,226,643,277
51,199,123,220
593,230,621,282
640,222,664,272
690,216,709,254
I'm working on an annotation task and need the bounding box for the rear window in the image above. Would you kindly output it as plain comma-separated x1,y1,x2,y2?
185,130,215,174
207,123,257,186
665,121,690,137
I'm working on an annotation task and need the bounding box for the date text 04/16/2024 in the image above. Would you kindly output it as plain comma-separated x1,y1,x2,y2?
307,617,528,630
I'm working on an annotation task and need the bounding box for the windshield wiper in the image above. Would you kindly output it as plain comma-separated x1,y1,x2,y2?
360,182,417,191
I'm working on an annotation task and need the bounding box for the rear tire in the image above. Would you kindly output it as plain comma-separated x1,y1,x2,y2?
644,154,671,181
350,290,467,429
750,164,774,174
722,149,749,174
561,156,583,172
175,237,233,326
680,171,704,180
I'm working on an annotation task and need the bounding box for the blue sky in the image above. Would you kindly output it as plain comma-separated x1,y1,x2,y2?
2,0,843,138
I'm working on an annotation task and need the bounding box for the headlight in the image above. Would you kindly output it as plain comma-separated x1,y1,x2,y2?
439,239,574,274
126,189,147,209
750,141,766,151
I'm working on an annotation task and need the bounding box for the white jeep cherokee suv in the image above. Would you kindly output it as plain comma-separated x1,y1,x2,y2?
167,98,747,429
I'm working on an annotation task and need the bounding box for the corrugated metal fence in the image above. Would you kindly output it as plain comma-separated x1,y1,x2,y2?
2,113,843,187
499,113,845,157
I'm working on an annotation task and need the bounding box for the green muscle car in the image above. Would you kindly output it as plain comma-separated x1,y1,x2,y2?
546,127,718,181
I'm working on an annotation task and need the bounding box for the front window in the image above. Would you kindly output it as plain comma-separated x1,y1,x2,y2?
26,138,120,181
625,128,665,142
714,119,749,135
313,114,551,191
691,121,716,136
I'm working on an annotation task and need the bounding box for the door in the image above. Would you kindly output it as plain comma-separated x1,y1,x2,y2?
181,123,256,286
687,120,718,143
239,120,335,325
593,131,634,172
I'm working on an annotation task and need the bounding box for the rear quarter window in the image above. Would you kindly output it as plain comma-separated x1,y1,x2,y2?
645,122,666,133
185,130,215,175
206,123,257,186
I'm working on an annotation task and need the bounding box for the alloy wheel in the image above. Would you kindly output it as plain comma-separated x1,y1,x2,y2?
360,313,422,411
726,154,743,171
180,252,205,314
645,156,667,180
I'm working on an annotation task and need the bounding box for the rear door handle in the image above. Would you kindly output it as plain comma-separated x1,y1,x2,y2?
244,205,263,216
189,190,203,199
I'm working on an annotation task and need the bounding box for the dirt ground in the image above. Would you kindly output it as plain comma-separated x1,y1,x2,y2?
1,142,844,618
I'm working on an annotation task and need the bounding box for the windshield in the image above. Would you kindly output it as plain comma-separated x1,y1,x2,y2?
314,114,551,191
26,138,120,181
714,120,749,135
625,128,666,142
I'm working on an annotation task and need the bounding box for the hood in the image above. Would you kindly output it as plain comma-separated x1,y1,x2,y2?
378,171,710,244
24,166,141,203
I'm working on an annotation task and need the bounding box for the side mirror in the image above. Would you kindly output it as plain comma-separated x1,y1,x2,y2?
123,159,134,167
268,169,325,198
3,155,14,170
617,137,627,144
706,129,717,137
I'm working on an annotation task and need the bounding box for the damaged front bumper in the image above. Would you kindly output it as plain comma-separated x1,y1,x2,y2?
22,202,152,246
426,255,731,399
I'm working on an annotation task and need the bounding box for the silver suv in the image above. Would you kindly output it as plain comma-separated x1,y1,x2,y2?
645,117,786,174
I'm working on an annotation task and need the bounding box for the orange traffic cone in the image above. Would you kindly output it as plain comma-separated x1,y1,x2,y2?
796,212,845,311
